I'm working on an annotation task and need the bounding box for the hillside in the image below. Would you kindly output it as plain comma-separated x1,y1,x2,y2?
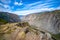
22,10,60,34
0,12,20,23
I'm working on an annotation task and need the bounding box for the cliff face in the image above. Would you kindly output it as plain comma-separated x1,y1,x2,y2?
22,10,60,34
0,12,20,23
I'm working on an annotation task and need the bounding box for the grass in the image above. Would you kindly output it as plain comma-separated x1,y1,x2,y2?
0,18,8,24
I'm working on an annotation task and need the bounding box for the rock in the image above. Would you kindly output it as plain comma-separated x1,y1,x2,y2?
22,10,60,34
25,31,53,40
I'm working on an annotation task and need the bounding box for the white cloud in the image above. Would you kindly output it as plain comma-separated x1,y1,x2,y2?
18,2,23,5
4,5,10,8
0,7,11,12
14,1,23,6
23,0,57,10
0,0,11,4
0,3,11,9
11,8,55,15
23,1,42,9
18,0,23,5
26,1,42,7
11,0,60,15
14,2,19,5
24,0,53,8
0,3,12,12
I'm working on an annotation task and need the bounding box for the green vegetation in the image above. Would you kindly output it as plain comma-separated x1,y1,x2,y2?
0,18,8,24
51,34,60,40
16,22,29,27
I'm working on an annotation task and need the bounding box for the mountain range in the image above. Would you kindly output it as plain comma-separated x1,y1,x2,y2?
0,10,60,40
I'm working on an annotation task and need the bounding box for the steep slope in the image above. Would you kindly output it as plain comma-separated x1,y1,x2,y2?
22,10,60,34
0,12,20,23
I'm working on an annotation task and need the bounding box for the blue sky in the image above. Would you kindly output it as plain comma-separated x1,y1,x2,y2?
0,0,60,15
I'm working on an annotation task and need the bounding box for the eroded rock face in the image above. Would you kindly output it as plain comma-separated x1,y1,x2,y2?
22,10,60,34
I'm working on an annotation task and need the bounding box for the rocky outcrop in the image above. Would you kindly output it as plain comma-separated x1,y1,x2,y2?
0,12,20,22
22,10,60,34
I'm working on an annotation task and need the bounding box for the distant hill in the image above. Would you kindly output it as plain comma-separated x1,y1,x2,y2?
0,12,20,23
22,10,60,34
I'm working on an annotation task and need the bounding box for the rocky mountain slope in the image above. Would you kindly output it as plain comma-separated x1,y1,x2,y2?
0,12,20,23
0,22,54,40
22,10,60,34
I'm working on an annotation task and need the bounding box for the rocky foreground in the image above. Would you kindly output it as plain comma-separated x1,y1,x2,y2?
0,22,55,40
